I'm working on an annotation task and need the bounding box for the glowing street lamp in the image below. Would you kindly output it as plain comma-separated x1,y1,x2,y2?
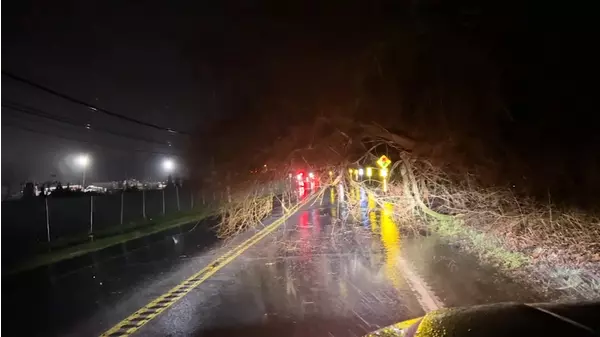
366,167,373,178
161,158,177,215
358,168,364,177
75,154,90,187
162,158,175,173
76,154,90,168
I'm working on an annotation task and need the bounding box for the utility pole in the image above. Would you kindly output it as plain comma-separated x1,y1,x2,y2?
82,167,86,188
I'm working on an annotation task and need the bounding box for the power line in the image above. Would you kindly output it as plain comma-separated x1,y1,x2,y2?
3,102,179,148
3,122,181,157
2,71,190,135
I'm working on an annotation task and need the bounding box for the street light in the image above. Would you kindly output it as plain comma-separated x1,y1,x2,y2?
161,158,177,215
162,158,175,173
75,154,90,187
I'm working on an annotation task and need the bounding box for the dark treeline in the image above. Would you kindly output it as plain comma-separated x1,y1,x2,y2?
189,1,599,208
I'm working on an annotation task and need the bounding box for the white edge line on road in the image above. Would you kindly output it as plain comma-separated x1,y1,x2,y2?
397,256,445,312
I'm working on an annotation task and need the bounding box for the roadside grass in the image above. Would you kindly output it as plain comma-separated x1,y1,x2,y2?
429,216,529,270
9,207,215,275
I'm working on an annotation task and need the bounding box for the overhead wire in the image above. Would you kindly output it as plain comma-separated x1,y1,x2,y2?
2,71,190,135
2,101,179,148
2,122,181,157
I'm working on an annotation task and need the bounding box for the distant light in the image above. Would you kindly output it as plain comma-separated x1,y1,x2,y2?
85,123,91,130
348,168,353,174
366,167,373,177
75,154,90,168
308,172,314,178
288,173,293,178
358,168,364,176
163,158,175,172
297,173,303,181
380,168,388,178
264,164,267,168
328,171,333,176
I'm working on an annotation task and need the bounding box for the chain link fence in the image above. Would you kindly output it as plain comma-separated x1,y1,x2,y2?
2,187,229,260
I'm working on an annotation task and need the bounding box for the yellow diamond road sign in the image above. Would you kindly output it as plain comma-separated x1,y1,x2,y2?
376,155,391,168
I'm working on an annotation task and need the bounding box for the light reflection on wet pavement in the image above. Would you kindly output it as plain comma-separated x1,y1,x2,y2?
174,185,542,336
148,186,428,336
3,186,545,336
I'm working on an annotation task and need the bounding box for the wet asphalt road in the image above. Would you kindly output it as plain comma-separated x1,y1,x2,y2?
135,188,425,336
3,186,543,336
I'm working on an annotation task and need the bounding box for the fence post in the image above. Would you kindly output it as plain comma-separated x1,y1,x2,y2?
142,189,146,219
191,190,194,209
120,191,124,225
45,197,51,243
176,186,180,211
162,189,165,215
89,195,94,237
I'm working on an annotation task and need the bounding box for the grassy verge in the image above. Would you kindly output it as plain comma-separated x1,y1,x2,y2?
9,208,215,275
428,216,529,270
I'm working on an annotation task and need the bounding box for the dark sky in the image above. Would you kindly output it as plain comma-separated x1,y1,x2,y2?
3,0,599,194
2,1,226,185
2,1,393,186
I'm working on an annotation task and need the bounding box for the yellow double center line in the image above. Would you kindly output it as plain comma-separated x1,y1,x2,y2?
100,194,316,337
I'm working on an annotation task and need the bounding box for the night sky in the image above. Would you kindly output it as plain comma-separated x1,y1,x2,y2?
2,1,389,186
2,2,225,185
3,1,599,201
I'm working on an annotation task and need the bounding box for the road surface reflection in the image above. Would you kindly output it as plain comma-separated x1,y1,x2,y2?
203,186,423,336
